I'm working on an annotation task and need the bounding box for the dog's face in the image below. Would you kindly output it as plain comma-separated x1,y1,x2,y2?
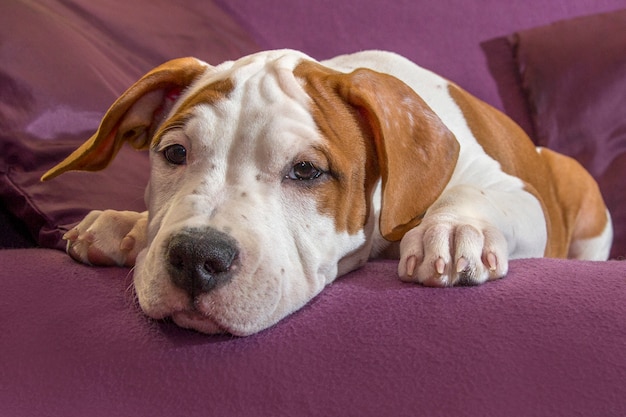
135,53,374,335
43,50,458,335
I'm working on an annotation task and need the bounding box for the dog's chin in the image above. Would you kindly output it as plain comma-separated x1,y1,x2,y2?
171,310,229,335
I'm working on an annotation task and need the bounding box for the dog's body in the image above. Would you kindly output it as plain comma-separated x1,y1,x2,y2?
43,50,613,335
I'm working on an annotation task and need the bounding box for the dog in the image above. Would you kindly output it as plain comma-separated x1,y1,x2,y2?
42,50,613,336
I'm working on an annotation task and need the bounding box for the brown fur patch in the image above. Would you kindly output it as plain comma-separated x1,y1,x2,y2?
539,148,609,244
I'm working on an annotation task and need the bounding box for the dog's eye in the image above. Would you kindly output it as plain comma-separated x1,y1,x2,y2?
163,144,187,165
287,161,323,181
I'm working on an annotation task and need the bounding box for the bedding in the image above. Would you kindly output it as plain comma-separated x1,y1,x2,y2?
2,249,625,416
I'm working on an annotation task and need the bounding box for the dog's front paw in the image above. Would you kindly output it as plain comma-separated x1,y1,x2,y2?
398,217,508,286
63,210,148,267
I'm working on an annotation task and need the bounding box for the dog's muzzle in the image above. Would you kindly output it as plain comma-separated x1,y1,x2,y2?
166,227,239,297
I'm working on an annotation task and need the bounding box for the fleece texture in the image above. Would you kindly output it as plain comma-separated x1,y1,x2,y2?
2,249,625,416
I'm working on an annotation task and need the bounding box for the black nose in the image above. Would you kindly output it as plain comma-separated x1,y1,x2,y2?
166,227,239,296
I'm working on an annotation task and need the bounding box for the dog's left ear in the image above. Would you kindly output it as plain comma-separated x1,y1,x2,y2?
297,62,460,241
41,57,208,181
341,69,460,241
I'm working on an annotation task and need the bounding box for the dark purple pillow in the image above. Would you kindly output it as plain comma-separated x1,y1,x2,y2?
484,9,626,259
0,0,260,249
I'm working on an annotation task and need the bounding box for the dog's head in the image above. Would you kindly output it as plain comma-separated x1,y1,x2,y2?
43,50,458,335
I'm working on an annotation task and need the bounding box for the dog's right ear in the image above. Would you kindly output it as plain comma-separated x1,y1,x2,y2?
41,57,209,181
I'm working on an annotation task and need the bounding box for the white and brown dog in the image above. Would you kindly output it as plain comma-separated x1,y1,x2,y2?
42,50,612,335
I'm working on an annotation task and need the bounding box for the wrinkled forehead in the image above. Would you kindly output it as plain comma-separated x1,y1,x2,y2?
153,51,317,147
185,51,313,111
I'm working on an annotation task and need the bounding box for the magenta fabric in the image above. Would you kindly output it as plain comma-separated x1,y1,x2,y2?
1,140,150,249
2,249,626,417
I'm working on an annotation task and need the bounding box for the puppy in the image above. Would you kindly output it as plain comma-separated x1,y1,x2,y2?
42,50,612,335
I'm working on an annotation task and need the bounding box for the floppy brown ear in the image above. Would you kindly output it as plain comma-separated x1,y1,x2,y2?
41,57,208,181
331,67,460,241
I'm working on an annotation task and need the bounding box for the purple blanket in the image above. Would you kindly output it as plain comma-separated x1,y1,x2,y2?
2,249,625,416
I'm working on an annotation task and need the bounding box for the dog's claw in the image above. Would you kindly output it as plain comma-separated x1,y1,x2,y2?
405,255,417,277
79,231,95,244
486,252,497,271
63,228,80,242
435,257,446,275
120,235,135,252
456,257,469,273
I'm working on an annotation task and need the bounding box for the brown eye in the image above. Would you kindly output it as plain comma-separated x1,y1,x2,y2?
163,144,187,165
287,161,323,181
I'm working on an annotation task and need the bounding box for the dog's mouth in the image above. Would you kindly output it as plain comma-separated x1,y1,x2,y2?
170,309,229,335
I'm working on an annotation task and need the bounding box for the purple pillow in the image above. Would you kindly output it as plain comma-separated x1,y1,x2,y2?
484,9,626,259
0,0,260,249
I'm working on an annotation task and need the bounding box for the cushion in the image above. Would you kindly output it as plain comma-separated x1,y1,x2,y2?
483,9,626,259
0,0,260,249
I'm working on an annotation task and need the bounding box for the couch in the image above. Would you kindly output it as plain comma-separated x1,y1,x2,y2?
1,1,625,416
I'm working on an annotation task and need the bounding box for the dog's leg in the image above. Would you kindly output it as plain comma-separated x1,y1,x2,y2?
397,184,546,286
539,148,613,260
63,210,148,267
